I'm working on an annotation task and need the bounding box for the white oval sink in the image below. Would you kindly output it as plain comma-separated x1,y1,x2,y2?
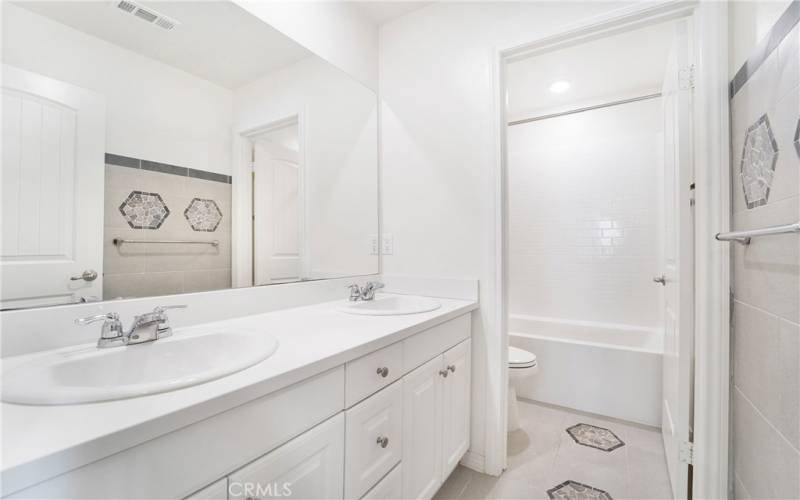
339,295,441,316
2,328,278,405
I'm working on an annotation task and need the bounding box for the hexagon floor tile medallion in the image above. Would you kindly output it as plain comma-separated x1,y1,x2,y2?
184,198,223,232
566,423,625,452
547,480,613,500
740,114,779,209
119,191,170,229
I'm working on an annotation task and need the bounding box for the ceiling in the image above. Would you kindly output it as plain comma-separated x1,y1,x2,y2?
15,1,312,89
506,21,677,121
353,1,432,25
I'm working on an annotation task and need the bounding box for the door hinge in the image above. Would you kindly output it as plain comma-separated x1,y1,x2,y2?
679,440,694,465
679,65,695,90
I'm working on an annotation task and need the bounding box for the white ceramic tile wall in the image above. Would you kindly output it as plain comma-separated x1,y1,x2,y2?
729,12,800,500
506,98,664,328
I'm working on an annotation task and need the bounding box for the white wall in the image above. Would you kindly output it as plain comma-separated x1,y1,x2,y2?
507,98,664,329
379,0,635,471
233,1,378,91
1,3,233,175
728,0,794,77
234,56,379,280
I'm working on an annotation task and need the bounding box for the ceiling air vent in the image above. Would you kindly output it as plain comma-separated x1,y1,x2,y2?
114,0,180,31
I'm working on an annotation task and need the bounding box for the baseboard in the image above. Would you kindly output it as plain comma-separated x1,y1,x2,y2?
459,450,486,474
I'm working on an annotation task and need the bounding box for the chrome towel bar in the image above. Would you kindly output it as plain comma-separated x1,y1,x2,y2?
715,221,800,245
113,238,219,247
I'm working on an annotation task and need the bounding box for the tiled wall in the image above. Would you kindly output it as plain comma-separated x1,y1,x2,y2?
729,4,800,499
103,154,232,299
506,98,664,328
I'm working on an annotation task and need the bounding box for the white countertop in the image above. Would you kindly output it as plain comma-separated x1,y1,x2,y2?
1,294,477,495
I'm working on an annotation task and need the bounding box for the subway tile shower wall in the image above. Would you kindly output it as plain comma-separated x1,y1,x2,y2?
729,6,799,500
506,97,663,329
103,154,232,299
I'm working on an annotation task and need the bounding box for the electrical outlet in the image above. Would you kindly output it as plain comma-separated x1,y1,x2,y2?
381,233,393,255
370,234,379,255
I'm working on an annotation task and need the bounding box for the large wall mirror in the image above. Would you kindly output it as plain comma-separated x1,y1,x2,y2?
0,1,379,310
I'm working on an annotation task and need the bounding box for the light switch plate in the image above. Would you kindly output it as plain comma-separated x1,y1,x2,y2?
381,233,393,255
370,234,379,255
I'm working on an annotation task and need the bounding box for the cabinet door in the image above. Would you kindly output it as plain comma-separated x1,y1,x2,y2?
345,381,403,499
441,339,471,478
228,413,344,500
361,464,402,500
402,355,444,500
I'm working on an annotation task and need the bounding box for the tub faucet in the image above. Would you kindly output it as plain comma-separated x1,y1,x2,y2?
76,305,187,348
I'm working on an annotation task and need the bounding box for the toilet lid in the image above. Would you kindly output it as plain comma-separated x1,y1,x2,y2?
509,346,537,368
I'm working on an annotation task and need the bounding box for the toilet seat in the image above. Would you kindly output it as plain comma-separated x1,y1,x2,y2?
509,346,537,369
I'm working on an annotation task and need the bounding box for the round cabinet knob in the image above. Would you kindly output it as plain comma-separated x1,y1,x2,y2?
439,369,449,378
447,364,456,373
376,436,389,448
70,270,98,282
376,366,389,378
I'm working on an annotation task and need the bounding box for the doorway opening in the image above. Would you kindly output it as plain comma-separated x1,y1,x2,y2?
496,13,696,500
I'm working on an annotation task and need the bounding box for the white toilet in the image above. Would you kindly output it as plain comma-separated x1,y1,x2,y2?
508,346,538,431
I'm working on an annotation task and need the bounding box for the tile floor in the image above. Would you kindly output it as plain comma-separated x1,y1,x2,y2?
434,400,673,500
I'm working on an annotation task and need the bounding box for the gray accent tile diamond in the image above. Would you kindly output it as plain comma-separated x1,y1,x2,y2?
566,423,625,452
184,198,223,232
547,480,613,500
740,113,779,209
119,190,170,229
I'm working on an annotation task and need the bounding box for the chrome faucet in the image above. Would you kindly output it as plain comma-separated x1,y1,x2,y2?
76,305,187,348
346,282,385,301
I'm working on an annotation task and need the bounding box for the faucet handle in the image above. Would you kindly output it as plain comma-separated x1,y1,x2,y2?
365,281,385,290
346,284,362,301
153,304,187,314
75,312,119,325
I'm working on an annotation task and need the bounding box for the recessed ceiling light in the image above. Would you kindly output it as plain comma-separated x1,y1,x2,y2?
549,81,571,94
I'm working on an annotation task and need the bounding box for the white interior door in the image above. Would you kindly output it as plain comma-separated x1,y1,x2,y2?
660,19,694,500
253,137,302,285
1,64,105,309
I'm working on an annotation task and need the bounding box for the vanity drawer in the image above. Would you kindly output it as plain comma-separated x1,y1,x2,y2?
345,341,403,407
345,380,402,499
403,313,471,373
361,464,402,500
184,478,227,500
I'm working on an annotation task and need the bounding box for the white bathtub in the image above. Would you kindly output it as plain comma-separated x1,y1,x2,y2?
509,314,663,427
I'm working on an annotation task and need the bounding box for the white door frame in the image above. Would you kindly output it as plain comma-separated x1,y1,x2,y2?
490,2,730,497
232,113,307,288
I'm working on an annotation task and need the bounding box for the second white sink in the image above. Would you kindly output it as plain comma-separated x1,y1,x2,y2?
2,328,278,405
339,294,441,316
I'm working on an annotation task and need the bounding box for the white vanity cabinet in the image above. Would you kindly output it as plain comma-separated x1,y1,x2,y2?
7,313,472,500
401,340,471,500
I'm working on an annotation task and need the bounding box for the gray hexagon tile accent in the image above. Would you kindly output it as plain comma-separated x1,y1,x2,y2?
566,423,624,452
547,480,613,500
740,114,779,209
184,198,223,232
119,191,169,229
793,118,799,158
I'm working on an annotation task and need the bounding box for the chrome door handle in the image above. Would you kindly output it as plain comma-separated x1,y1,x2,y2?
70,270,98,282
376,367,389,378
653,275,666,286
376,436,389,448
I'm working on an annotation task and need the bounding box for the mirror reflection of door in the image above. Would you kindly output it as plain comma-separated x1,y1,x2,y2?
1,65,106,309
252,119,303,285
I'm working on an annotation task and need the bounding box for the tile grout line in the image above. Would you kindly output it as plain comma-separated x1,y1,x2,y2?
734,386,800,456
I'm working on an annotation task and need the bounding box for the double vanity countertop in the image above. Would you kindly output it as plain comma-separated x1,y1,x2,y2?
1,293,478,495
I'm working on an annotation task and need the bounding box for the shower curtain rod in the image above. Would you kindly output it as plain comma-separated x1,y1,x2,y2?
507,92,663,126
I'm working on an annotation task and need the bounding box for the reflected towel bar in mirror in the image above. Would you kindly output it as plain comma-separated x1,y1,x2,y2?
714,221,800,245
112,238,219,247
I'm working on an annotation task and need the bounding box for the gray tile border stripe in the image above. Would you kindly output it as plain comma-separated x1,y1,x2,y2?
104,153,231,184
730,0,800,99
